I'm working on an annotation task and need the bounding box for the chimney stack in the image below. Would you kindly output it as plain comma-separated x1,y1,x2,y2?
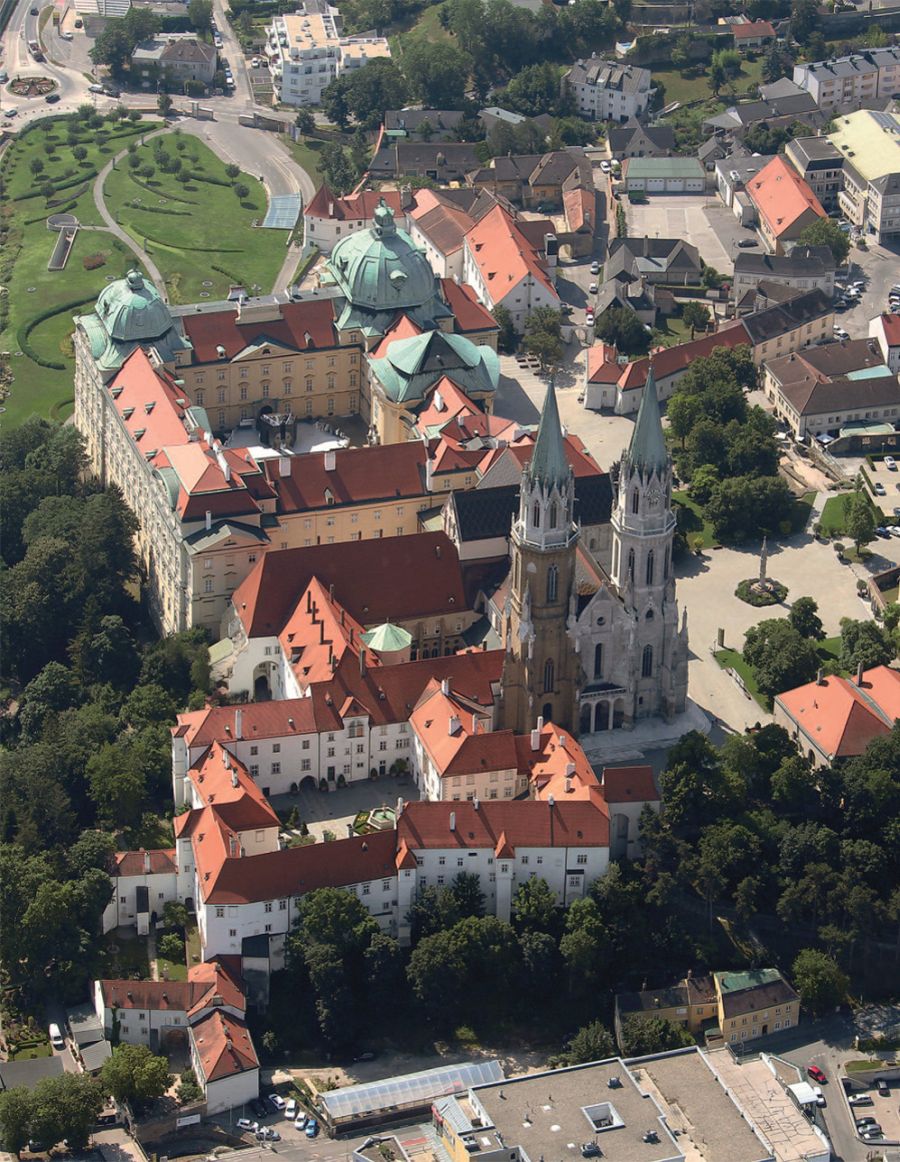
449,811,456,832
324,449,336,471
359,645,367,677
279,455,291,477
565,761,576,778
235,708,243,739
536,715,544,731
856,661,864,686
449,714,461,735
329,582,335,603
565,776,573,794
816,667,824,685
473,797,480,811
231,769,238,788
205,510,212,531
547,794,555,808
530,728,540,751
143,850,151,874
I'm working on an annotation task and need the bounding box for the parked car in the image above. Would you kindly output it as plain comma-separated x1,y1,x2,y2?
256,1128,281,1142
807,1065,827,1084
250,1098,267,1118
268,1093,287,1112
737,238,758,247
305,1119,319,1138
285,1099,298,1120
599,160,610,173
876,526,891,538
61,30,73,39
874,481,887,496
833,326,849,340
857,1116,879,1126
590,261,600,275
848,1093,874,1106
876,1078,890,1096
862,1129,884,1141
812,1086,826,1107
45,92,60,102
49,1023,65,1050
585,311,594,326
237,1119,258,1133
589,282,598,294
294,1114,308,1130
885,456,897,470
890,525,900,538
0,70,8,82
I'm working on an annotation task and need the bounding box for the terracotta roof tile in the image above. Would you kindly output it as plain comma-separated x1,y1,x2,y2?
747,156,826,239
261,441,426,513
191,1009,258,1082
398,798,610,851
775,666,900,759
439,279,499,334
114,849,177,876
465,205,558,300
304,185,404,222
601,764,659,802
180,299,338,363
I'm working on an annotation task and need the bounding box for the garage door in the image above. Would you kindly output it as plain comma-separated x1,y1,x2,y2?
647,178,666,192
667,178,685,192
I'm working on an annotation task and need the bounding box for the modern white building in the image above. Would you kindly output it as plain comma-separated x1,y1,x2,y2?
793,46,900,112
564,57,654,122
870,311,900,373
830,110,900,244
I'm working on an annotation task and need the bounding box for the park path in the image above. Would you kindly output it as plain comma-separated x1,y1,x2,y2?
272,241,305,294
93,129,170,301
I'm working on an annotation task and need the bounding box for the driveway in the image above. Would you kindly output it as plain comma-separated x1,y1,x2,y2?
622,194,737,276
837,239,900,338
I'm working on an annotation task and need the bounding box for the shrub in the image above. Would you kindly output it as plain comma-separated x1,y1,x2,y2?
83,253,107,270
735,578,788,607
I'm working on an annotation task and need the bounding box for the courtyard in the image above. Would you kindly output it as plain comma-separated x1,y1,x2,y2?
621,194,748,277
270,770,420,843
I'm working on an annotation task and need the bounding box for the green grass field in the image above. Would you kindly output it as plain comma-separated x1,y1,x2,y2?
673,490,719,548
715,647,767,708
818,491,884,537
654,55,765,108
1,114,159,428
102,133,289,303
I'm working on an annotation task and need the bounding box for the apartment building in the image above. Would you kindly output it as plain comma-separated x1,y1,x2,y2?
870,311,900,372
731,246,835,305
744,155,826,254
265,0,389,107
830,110,900,243
785,136,845,212
793,46,900,111
564,57,654,122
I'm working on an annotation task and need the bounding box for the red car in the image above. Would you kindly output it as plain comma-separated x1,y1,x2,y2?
808,1065,827,1084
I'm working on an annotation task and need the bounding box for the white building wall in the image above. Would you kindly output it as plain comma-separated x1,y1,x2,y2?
103,871,179,934
199,1060,261,1116
869,316,900,372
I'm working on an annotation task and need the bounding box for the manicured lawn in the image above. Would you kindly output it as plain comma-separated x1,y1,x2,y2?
9,1039,52,1060
818,490,884,537
817,635,845,674
715,647,768,709
673,490,719,549
653,315,697,349
0,113,159,427
285,136,327,190
157,952,188,982
185,919,202,968
102,133,289,303
791,490,816,533
654,55,765,108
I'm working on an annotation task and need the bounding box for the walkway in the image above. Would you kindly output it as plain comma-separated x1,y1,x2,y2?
272,241,305,293
93,131,169,301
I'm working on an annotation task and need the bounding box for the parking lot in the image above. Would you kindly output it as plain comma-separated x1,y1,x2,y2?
621,194,743,275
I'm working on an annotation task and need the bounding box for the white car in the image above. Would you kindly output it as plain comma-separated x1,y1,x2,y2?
237,1119,258,1133
848,1093,874,1105
833,326,849,340
285,1099,298,1119
268,1094,287,1112
294,1114,308,1130
589,282,598,294
599,160,610,173
812,1086,826,1107
61,29,73,38
885,456,896,470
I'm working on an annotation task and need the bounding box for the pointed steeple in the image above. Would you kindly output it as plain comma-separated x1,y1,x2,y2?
528,377,569,490
627,366,668,476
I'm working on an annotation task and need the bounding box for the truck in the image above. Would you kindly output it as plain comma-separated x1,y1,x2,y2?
28,39,44,60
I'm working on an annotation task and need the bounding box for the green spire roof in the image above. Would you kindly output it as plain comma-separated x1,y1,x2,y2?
361,622,413,652
627,366,668,476
528,378,569,489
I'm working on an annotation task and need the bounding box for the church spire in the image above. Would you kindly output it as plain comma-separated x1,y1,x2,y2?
627,366,668,476
528,377,569,490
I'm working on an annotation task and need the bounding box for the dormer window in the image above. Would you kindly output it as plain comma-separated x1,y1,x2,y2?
123,407,135,419
324,488,334,505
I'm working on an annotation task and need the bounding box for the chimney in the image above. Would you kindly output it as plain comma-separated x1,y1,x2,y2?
235,709,243,739
324,449,336,471
473,797,480,811
329,582,335,603
559,735,567,748
530,728,540,751
565,776,573,794
565,761,576,777
396,796,404,817
426,455,434,492
231,769,238,788
229,835,239,857
547,794,555,808
536,715,544,731
856,661,864,686
359,645,367,677
816,667,825,685
449,811,456,832
279,455,291,477
441,678,450,695
449,714,461,735
205,510,212,531
143,850,151,874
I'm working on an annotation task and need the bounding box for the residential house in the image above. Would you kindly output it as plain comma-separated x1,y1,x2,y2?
703,90,823,138
606,119,675,160
744,155,826,254
715,153,774,223
264,2,390,107
621,156,706,194
383,109,464,141
870,312,900,372
564,58,654,122
0,1059,65,1092
102,848,179,935
740,287,834,363
731,18,775,51
369,141,481,182
615,976,717,1042
793,46,900,112
462,204,561,331
131,35,217,86
731,245,835,305
465,149,592,210
713,969,800,1046
763,337,900,438
785,136,845,212
605,237,702,287
302,186,408,254
774,665,900,766
830,110,900,244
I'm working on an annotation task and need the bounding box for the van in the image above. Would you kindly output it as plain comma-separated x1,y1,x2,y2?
49,1023,65,1050
88,83,104,93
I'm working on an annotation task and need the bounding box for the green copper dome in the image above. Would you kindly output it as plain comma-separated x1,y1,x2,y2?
94,269,176,342
361,622,413,653
327,202,437,313
368,330,499,405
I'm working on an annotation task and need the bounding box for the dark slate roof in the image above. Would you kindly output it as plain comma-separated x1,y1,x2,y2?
453,477,613,542
734,244,835,278
742,288,833,345
0,1057,65,1090
384,109,464,134
627,369,668,476
607,120,675,157
528,380,569,490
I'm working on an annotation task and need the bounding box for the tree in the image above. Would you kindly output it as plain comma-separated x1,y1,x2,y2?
743,618,820,698
619,1014,695,1056
32,1074,103,1151
0,1087,33,1155
87,740,147,828
187,0,212,31
101,1045,169,1109
449,871,486,919
792,948,848,1015
523,307,564,369
492,305,517,353
68,830,117,878
843,488,876,553
498,61,563,117
91,7,160,72
318,142,357,195
162,900,190,930
225,163,240,179
294,109,316,137
595,306,650,356
565,1020,615,1064
401,40,471,110
18,662,82,743
233,181,249,200
790,0,819,43
711,48,742,86
704,474,793,542
681,300,710,339
709,58,726,95
667,393,702,449
839,618,894,672
789,596,824,641
670,32,691,70
71,615,141,690
512,876,559,935
797,216,850,266
158,933,185,962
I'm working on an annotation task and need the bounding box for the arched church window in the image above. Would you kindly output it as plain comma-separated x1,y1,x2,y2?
627,549,635,581
646,550,654,586
642,645,653,678
543,658,555,693
646,609,654,620
549,502,558,529
532,501,541,529
593,643,603,679
631,488,640,514
547,564,558,603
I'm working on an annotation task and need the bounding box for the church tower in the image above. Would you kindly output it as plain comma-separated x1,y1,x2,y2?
500,380,580,734
610,369,687,721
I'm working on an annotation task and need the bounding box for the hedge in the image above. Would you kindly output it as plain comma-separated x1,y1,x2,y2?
128,203,192,217
16,294,98,370
123,173,198,205
191,173,232,188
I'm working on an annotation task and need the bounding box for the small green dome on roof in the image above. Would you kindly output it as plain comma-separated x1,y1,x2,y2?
361,622,413,653
327,201,437,313
94,269,175,343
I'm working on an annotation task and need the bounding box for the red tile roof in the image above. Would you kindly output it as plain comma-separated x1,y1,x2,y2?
732,18,775,37
516,724,599,799
188,741,279,828
177,700,321,750
180,298,338,363
877,313,900,346
191,1009,258,1082
601,764,659,802
747,156,826,240
465,204,558,300
370,313,424,358
563,187,596,234
108,348,191,467
617,323,750,393
279,576,371,690
439,279,499,334
261,441,426,514
586,344,622,384
398,798,610,853
305,185,404,222
776,666,900,760
201,828,398,904
232,532,468,637
98,960,245,1016
410,678,511,776
114,849,177,877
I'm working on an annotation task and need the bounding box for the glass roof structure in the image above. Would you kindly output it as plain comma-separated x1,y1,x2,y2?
321,1060,504,1122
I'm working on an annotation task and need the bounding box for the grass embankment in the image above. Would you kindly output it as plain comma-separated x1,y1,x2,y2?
102,132,289,304
0,114,156,426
